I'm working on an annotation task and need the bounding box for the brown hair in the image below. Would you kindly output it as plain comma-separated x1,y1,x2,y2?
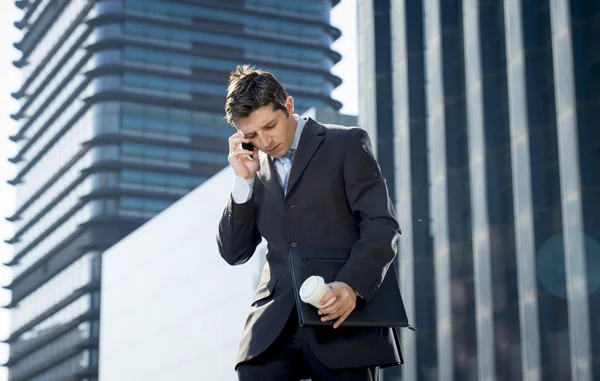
224,64,289,127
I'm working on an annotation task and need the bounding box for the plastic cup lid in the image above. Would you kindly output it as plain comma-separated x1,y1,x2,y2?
300,276,323,301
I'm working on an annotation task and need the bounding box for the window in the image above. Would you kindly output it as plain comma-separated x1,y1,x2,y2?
119,196,174,215
122,47,331,93
120,143,228,165
246,0,327,15
294,96,325,113
123,1,326,37
120,170,206,191
123,21,326,66
122,72,226,97
121,102,232,139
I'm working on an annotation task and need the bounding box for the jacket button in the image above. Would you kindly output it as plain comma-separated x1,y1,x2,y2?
291,242,298,247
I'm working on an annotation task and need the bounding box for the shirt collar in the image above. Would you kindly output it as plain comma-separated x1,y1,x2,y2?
290,114,306,150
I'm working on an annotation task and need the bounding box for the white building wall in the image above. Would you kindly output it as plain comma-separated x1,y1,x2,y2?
99,166,265,381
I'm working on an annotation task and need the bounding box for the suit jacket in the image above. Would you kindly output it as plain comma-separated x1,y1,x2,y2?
216,117,403,370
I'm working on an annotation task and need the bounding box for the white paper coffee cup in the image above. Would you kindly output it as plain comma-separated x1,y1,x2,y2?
300,276,334,309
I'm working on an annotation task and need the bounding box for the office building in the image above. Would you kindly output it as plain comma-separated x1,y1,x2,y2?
358,0,600,380
2,1,342,380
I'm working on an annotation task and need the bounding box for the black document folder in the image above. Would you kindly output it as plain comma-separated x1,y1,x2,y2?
289,246,413,329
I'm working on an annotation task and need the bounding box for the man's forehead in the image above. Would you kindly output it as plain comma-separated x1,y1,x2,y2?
237,109,279,135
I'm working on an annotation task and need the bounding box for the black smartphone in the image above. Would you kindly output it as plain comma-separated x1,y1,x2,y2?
242,142,254,159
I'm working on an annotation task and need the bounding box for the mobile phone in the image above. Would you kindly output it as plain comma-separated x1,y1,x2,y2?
242,142,254,160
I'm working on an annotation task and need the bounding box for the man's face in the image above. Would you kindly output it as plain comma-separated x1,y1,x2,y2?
235,96,296,158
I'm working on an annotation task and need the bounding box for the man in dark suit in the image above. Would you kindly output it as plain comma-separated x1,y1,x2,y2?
217,65,402,381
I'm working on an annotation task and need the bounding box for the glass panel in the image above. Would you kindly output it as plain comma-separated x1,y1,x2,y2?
122,21,326,66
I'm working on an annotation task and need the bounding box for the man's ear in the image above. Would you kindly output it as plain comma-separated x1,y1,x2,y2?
285,96,294,115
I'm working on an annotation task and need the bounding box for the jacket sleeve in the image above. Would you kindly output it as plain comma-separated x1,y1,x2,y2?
216,194,262,266
334,128,401,302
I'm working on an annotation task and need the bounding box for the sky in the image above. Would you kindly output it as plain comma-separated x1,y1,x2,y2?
330,0,359,116
0,1,358,379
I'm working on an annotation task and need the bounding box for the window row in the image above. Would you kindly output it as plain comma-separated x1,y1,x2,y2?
15,129,88,234
293,96,326,113
122,72,225,97
14,176,94,258
120,169,206,191
120,143,227,165
27,350,94,381
17,96,94,210
12,201,97,277
13,104,111,233
121,102,232,140
122,115,232,140
122,47,330,92
22,22,88,114
27,0,52,28
25,44,88,121
123,21,326,65
24,0,89,80
246,0,328,16
122,102,228,127
12,294,94,359
10,254,95,335
119,197,174,214
9,324,92,380
18,70,89,175
123,0,326,38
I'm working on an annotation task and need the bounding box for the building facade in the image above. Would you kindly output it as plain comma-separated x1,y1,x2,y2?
359,0,600,380
2,1,342,380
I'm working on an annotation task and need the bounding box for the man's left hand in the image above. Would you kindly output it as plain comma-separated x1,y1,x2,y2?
318,282,357,329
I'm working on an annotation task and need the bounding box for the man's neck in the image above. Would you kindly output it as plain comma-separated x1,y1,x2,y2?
289,115,298,148
271,114,304,160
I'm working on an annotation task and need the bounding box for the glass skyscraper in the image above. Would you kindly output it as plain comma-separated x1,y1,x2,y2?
2,1,341,380
359,0,600,380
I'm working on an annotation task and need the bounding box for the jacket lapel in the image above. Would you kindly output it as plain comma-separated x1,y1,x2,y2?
286,118,325,196
257,151,285,202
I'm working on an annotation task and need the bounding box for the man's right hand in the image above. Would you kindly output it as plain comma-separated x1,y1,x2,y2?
228,132,259,179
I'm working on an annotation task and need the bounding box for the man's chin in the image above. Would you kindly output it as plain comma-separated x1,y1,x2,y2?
265,145,283,157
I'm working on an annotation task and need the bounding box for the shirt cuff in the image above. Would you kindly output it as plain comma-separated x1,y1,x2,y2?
231,176,255,204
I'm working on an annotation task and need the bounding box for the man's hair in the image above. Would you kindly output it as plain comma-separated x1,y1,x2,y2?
225,64,289,127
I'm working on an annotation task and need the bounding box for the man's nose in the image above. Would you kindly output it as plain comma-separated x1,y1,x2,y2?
259,134,273,149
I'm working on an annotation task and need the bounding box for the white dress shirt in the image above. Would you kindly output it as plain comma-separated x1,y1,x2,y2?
231,115,306,203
